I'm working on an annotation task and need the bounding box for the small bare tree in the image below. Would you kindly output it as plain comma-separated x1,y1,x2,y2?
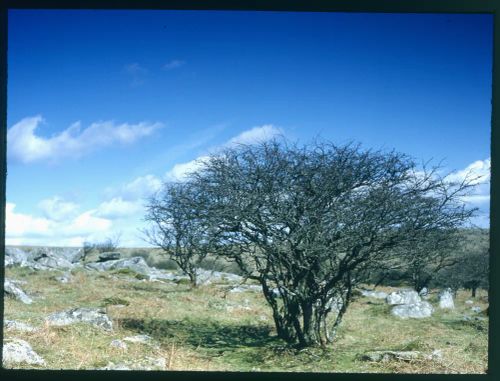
144,182,213,287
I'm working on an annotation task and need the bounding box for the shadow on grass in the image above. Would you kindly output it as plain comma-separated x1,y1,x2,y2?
118,317,277,350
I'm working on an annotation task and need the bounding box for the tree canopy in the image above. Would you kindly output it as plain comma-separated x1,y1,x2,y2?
145,139,476,347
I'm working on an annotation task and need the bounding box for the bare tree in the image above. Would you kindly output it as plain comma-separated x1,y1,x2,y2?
148,139,476,347
144,182,213,287
435,228,489,297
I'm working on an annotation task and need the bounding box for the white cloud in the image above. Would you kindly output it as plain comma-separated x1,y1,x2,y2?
6,203,52,237
163,59,185,70
165,156,210,182
5,202,112,245
165,124,283,181
8,116,162,164
108,174,163,201
95,197,143,219
445,158,491,207
38,196,80,222
226,124,283,147
445,158,491,185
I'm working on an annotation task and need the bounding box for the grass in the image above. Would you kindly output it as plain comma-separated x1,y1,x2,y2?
3,267,488,373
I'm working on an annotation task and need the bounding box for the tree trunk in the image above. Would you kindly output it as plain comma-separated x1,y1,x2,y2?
472,287,477,298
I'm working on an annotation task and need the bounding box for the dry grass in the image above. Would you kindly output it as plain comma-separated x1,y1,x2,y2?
3,267,488,373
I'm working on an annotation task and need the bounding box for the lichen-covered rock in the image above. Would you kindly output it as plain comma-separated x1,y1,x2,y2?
110,339,128,350
2,339,45,366
361,289,388,299
4,320,38,333
386,290,421,305
4,279,33,304
438,288,455,309
54,273,72,283
391,301,433,319
418,287,429,298
33,252,75,270
98,252,122,262
46,307,113,331
229,284,262,293
5,247,32,267
86,256,151,275
359,350,422,362
359,349,441,362
471,306,482,313
123,334,153,344
195,268,243,285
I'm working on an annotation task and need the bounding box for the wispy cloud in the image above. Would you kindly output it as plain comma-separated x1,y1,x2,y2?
123,63,148,86
38,196,80,222
95,197,143,219
163,59,185,70
8,116,163,164
165,124,283,181
225,124,283,147
105,174,163,201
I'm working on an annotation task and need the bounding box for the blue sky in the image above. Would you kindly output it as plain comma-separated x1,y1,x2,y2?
6,10,492,247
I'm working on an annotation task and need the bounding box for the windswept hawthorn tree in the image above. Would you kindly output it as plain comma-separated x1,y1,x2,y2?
147,139,475,347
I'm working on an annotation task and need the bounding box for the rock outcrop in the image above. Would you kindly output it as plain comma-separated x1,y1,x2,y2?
4,279,33,304
386,290,421,305
359,349,442,362
361,289,388,299
46,307,113,331
438,288,455,309
2,339,45,366
391,301,434,319
4,320,38,333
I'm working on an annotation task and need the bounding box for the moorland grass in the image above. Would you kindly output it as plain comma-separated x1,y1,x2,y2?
3,266,488,373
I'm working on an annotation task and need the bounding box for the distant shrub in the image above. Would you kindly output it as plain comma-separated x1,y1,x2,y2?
101,297,130,307
154,258,179,270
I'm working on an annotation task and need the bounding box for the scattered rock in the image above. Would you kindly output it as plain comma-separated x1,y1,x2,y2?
46,307,113,331
47,247,84,263
359,350,422,362
86,256,151,276
418,287,429,298
123,334,153,344
54,273,72,284
463,315,487,322
2,339,45,366
110,339,128,350
361,289,388,299
100,357,166,370
359,349,442,362
36,255,75,270
471,306,482,313
391,301,433,319
5,247,32,267
147,267,188,282
438,288,455,309
98,252,122,262
465,300,474,305
386,290,421,305
229,284,262,293
195,268,243,285
425,349,443,361
4,320,38,333
4,279,33,304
